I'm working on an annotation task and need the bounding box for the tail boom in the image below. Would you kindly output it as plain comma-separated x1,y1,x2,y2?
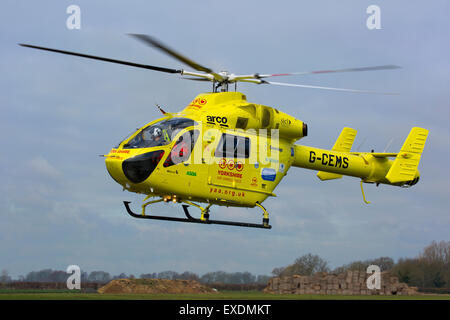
292,145,395,184
291,127,428,187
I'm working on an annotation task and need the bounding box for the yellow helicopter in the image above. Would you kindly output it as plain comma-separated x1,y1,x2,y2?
20,35,429,229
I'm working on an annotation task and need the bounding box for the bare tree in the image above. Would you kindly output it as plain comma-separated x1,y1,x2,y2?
392,241,450,288
274,253,330,277
0,270,11,284
87,271,111,283
333,257,394,273
420,241,450,264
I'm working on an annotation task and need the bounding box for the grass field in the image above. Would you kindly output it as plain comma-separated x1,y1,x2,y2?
0,290,449,300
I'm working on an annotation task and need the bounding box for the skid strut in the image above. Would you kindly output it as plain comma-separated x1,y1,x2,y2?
123,200,272,229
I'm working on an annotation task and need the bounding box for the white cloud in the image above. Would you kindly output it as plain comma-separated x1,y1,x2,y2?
28,156,62,179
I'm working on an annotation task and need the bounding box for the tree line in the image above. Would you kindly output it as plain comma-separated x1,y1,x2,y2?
271,240,449,289
1,240,448,289
0,269,271,285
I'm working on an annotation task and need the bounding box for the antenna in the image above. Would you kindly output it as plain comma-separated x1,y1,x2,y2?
383,138,394,153
155,103,167,114
356,136,367,152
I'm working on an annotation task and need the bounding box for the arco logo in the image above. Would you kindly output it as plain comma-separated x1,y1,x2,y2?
206,115,228,127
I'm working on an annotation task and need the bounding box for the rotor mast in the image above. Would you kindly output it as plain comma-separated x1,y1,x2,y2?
215,71,230,92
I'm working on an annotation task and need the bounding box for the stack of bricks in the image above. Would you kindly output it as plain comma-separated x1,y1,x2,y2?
264,271,418,296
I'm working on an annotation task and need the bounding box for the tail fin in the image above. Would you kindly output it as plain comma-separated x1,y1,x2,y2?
317,127,357,181
385,127,429,184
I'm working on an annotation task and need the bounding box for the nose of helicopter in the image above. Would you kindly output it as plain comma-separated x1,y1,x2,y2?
105,150,165,186
105,155,127,186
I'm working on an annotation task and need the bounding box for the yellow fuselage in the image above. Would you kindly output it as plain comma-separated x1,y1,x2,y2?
105,92,421,208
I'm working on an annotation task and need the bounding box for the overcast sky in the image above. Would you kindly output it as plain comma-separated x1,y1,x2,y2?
1,1,449,278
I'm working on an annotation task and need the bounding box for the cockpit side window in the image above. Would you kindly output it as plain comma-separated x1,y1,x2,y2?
115,130,137,148
123,118,196,149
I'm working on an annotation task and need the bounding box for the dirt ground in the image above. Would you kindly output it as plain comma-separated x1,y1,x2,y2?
97,278,217,294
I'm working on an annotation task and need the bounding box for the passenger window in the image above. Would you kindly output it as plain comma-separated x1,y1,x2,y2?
214,134,250,158
164,130,199,167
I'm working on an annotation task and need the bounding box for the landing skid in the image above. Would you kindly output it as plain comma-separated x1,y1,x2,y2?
123,201,272,229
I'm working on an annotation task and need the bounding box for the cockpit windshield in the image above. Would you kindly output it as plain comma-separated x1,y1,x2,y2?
123,117,196,149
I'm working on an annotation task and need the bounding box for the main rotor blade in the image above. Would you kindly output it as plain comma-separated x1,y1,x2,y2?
233,65,401,81
262,65,402,78
264,80,400,95
19,43,182,74
128,34,213,74
182,77,211,82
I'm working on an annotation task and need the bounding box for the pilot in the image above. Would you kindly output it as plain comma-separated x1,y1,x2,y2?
152,127,163,143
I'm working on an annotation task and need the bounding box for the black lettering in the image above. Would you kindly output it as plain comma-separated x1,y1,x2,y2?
336,156,342,168
329,154,335,167
309,151,316,163
321,153,328,165
343,157,349,169
207,116,228,125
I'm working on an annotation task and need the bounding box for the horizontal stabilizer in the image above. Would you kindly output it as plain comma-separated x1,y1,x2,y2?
350,152,398,158
317,127,356,180
317,172,343,181
385,127,429,183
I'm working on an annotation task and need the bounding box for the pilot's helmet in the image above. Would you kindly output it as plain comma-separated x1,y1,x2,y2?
152,127,162,139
